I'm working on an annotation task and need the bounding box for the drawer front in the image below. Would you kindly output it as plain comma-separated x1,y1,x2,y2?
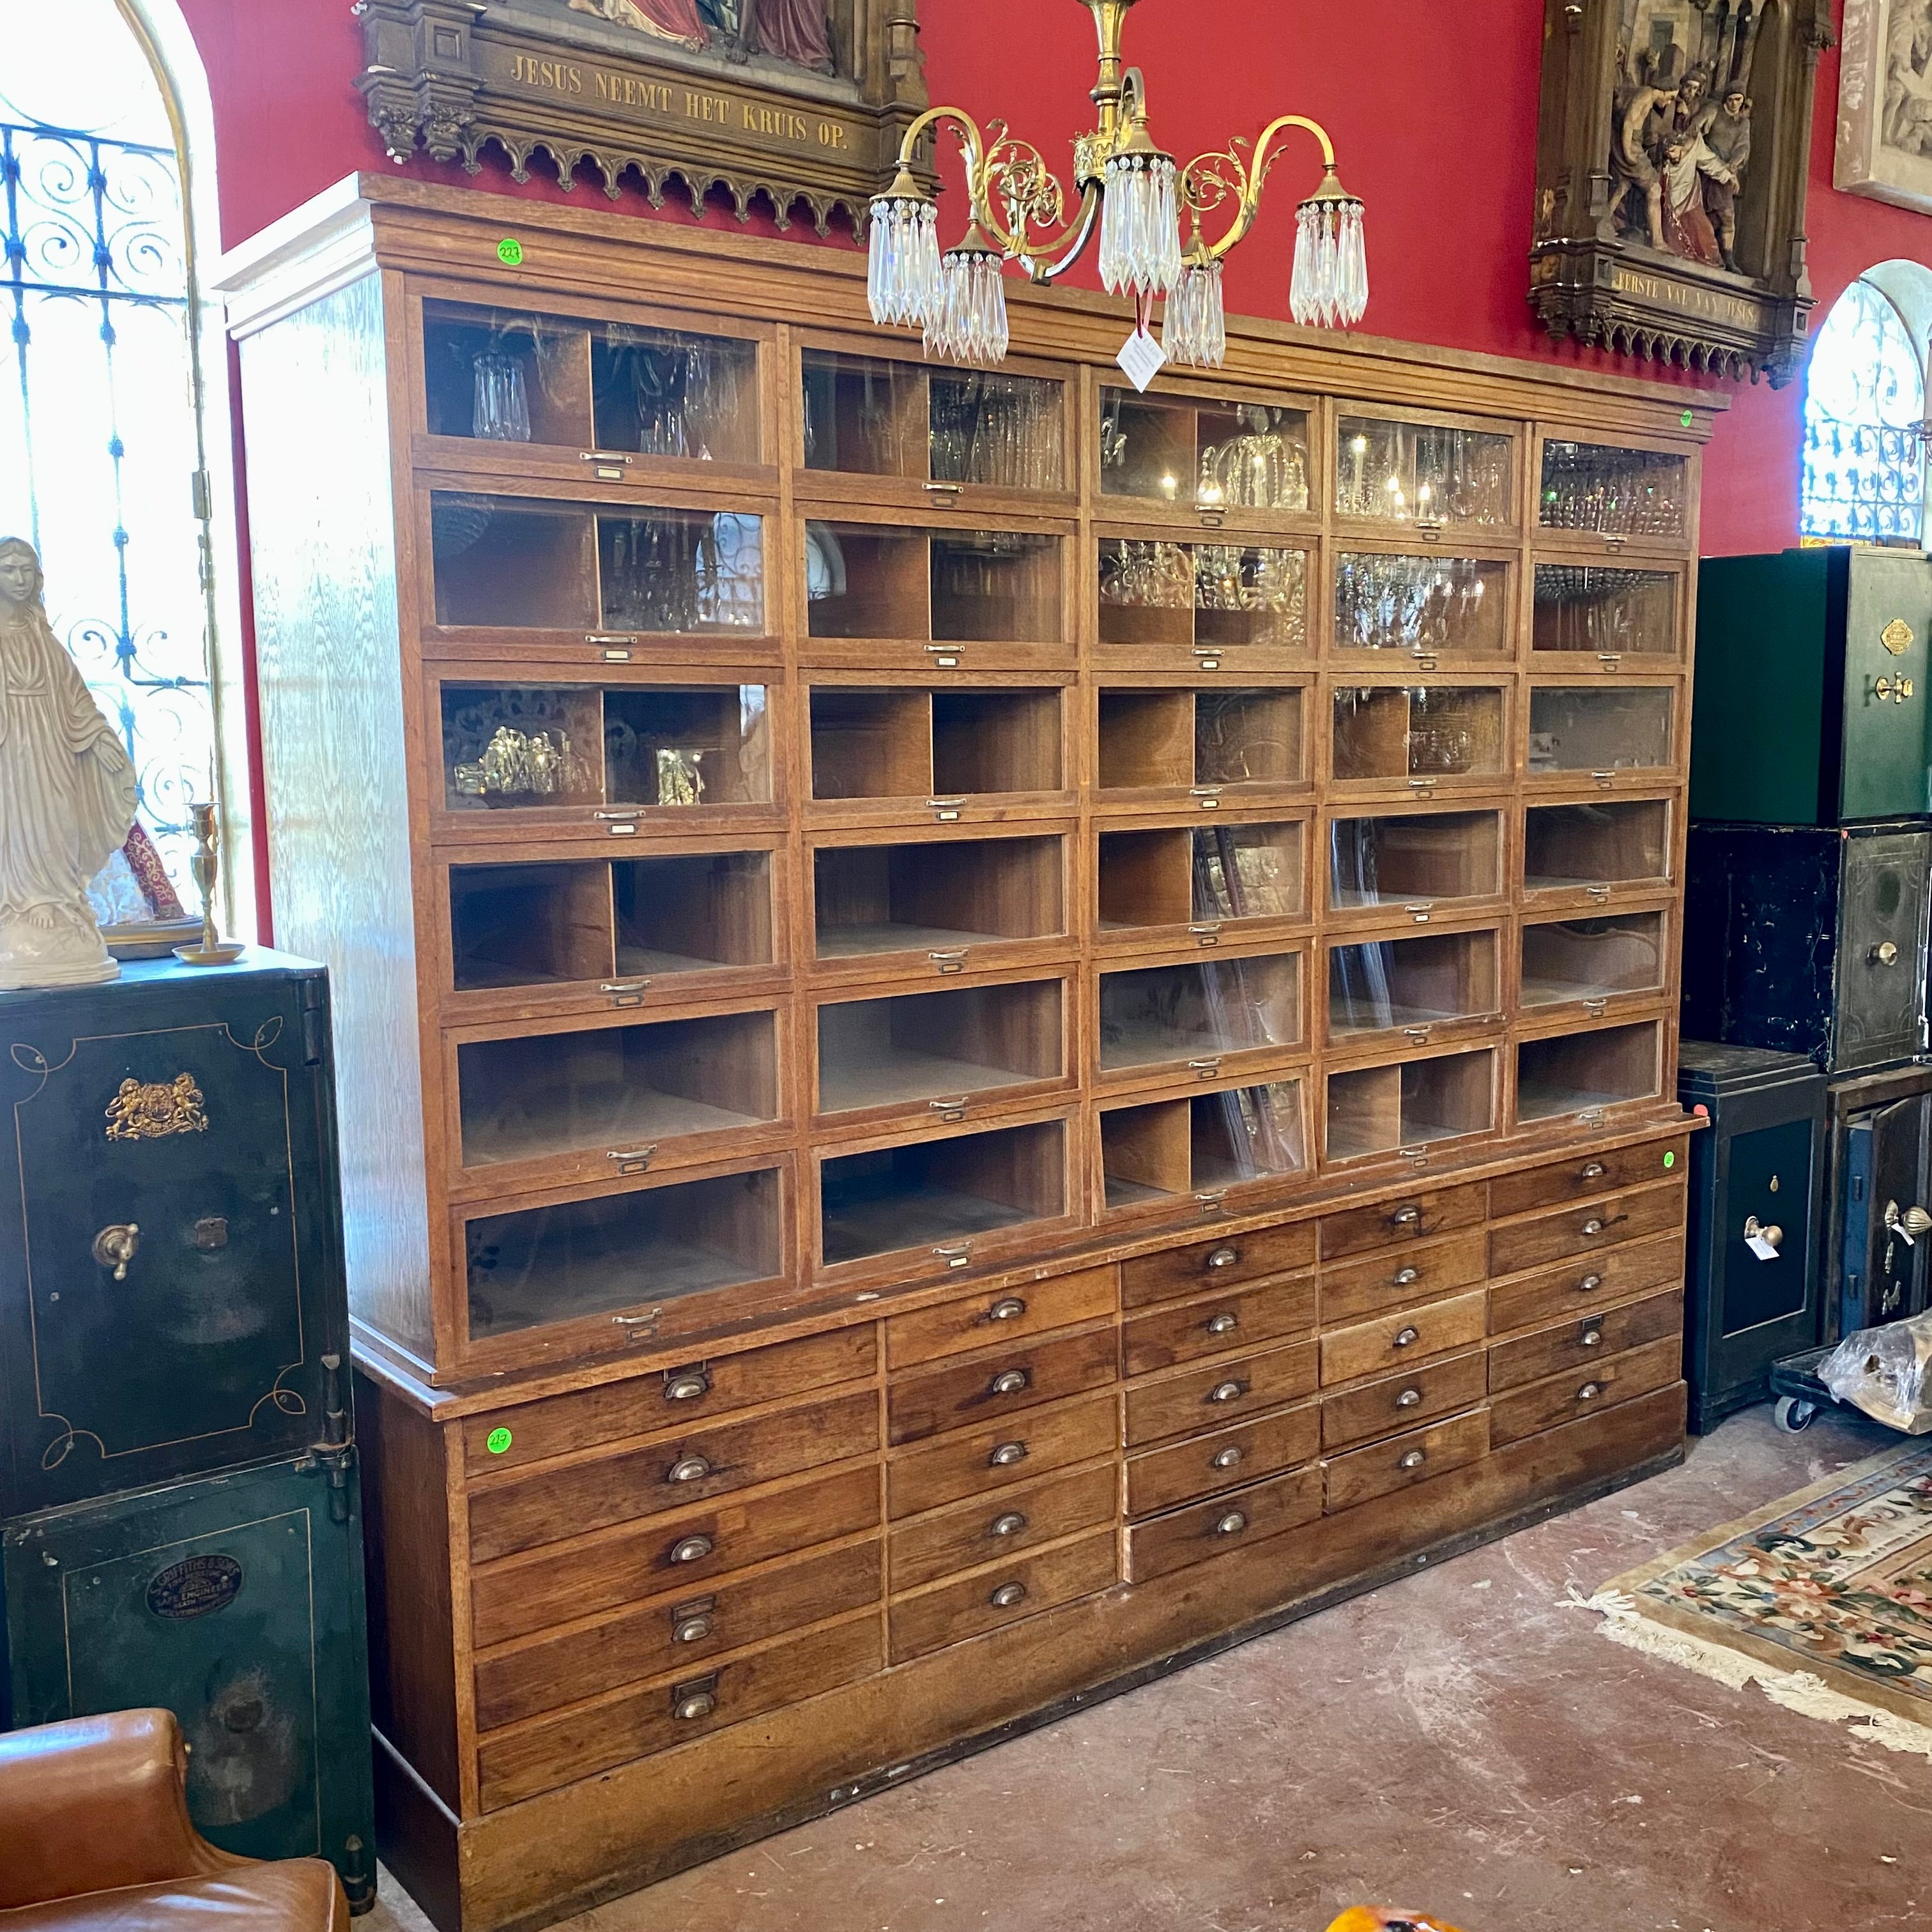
461,1326,878,1475
1317,1183,1486,1261
1489,1334,1682,1447
887,1392,1117,1519
1487,1230,1684,1335
887,1325,1119,1447
888,1528,1118,1663
889,1463,1117,1593
1124,1464,1323,1584
471,1463,880,1648
1121,1222,1317,1308
1121,1274,1317,1379
1487,1135,1689,1219
1124,1340,1319,1448
1321,1349,1489,1452
885,1265,1118,1369
1319,1289,1487,1387
1318,1229,1486,1328
1489,1287,1685,1394
1125,1400,1319,1521
478,1612,883,1811
1487,1181,1683,1277
468,1388,878,1563
1322,1409,1490,1514
473,1538,882,1731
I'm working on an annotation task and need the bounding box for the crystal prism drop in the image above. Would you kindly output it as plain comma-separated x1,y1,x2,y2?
1162,258,1226,369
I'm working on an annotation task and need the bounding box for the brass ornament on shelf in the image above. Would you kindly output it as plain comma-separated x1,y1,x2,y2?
453,725,591,802
172,803,245,967
1882,618,1915,658
105,1073,209,1142
655,747,707,807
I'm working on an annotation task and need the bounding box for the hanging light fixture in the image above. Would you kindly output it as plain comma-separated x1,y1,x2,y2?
866,0,1366,372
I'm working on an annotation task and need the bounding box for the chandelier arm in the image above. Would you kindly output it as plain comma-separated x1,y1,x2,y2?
888,104,1096,269
1013,180,1104,284
1184,112,1340,263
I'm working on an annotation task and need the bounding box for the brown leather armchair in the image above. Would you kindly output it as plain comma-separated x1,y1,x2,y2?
0,1708,348,1929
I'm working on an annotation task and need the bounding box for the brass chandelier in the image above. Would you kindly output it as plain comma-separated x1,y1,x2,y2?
866,0,1368,371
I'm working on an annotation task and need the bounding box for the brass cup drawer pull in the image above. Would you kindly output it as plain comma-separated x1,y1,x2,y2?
1392,1326,1421,1349
989,1440,1029,1468
1579,1218,1606,1238
671,1598,716,1644
1206,1245,1241,1271
990,1512,1029,1538
1395,1386,1423,1409
1204,1312,1240,1336
1393,1265,1420,1286
664,1369,712,1402
1577,1381,1602,1403
667,1454,714,1485
1214,1510,1248,1537
669,1534,715,1565
990,1582,1028,1609
1390,1205,1422,1229
1575,1272,1603,1294
671,1683,718,1722
1211,1444,1245,1471
989,1368,1032,1397
1399,1449,1427,1471
1208,1379,1248,1405
1580,1161,1606,1181
988,1296,1027,1322
1580,1326,1604,1349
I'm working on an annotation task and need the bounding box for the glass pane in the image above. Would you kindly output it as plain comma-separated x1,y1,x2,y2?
820,1122,1066,1264
816,980,1063,1114
591,325,759,464
1335,416,1512,527
1517,1023,1660,1121
1098,956,1301,1071
450,862,612,992
600,510,764,633
1100,389,1311,510
603,686,771,809
1328,811,1501,909
441,685,602,813
1539,440,1687,539
1519,913,1666,1005
1528,687,1674,774
929,371,1064,490
432,495,595,629
423,304,588,445
1098,540,1308,651
802,353,924,477
1327,1050,1493,1160
931,532,1062,641
1328,930,1499,1034
1522,801,1671,891
814,836,1063,958
932,690,1062,794
1103,1083,1306,1205
457,1012,778,1167
466,1168,781,1338
1331,687,1506,781
1532,565,1677,656
614,852,772,975
1196,691,1305,786
1190,822,1304,921
1334,554,1508,654
1801,282,1928,545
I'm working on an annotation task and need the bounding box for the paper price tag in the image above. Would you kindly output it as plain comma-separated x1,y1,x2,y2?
1746,1233,1780,1261
1116,325,1168,394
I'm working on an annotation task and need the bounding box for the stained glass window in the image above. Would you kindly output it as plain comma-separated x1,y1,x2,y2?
1800,280,1928,546
0,0,213,893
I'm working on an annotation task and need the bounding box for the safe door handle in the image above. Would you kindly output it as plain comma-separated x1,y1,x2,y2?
92,1223,140,1281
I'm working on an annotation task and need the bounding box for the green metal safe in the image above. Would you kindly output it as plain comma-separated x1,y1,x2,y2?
1692,548,1932,825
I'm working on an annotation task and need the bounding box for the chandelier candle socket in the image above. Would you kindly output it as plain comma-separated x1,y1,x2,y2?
864,0,1366,369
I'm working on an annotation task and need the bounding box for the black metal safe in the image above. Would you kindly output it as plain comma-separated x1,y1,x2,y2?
1678,1043,1828,1432
1825,1064,1932,1343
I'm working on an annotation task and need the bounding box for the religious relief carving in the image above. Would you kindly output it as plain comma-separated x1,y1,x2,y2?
356,0,926,236
1532,0,1834,385
1836,1,1932,217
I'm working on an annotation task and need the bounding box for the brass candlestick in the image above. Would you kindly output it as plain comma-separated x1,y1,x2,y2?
172,802,245,967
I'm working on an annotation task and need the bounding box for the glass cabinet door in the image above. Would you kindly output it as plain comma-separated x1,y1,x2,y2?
1097,538,1310,664
1331,686,1508,789
1527,686,1675,779
1096,688,1308,809
1325,1048,1495,1162
1333,552,1510,661
1335,413,1515,532
1326,928,1500,1041
1101,1078,1308,1211
1097,953,1303,1081
1515,1021,1662,1124
1522,799,1673,898
1098,817,1307,948
1328,809,1503,915
1531,565,1680,661
1099,387,1314,519
1517,911,1667,1009
1538,439,1688,545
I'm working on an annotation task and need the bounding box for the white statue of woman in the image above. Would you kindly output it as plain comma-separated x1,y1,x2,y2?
0,538,139,988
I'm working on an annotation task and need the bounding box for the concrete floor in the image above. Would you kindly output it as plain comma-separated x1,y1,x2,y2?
373,1404,1930,1932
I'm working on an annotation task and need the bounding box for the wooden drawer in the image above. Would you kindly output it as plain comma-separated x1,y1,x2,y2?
473,1538,882,1732
1121,1221,1317,1308
1318,1228,1486,1328
1487,1181,1683,1277
888,1528,1118,1663
1317,1182,1486,1262
471,1463,880,1648
887,1392,1117,1519
1488,1230,1684,1335
887,1324,1118,1447
460,1326,877,1476
1126,1400,1319,1521
1489,1334,1682,1447
889,1463,1117,1593
1124,1464,1323,1584
1487,1134,1689,1219
477,1612,883,1811
1121,1273,1317,1378
1489,1287,1684,1394
1319,1289,1487,1387
1124,1340,1319,1448
1322,1409,1489,1514
468,1388,878,1563
1321,1349,1489,1452
885,1264,1118,1368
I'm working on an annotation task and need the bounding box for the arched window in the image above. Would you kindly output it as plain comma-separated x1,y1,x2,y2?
1800,273,1931,546
0,0,227,898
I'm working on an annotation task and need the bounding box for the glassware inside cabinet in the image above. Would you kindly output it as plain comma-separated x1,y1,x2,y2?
1334,553,1508,656
450,861,613,992
1518,912,1666,1006
602,685,771,809
457,1011,779,1169
813,835,1064,959
465,1166,782,1340
819,1121,1067,1266
1098,540,1308,652
801,353,924,477
1527,687,1674,775
1328,930,1499,1036
590,325,760,464
613,852,773,975
1531,565,1678,656
599,510,765,634
1516,1021,1661,1121
816,979,1064,1116
928,371,1065,490
1097,954,1302,1073
1331,687,1506,783
1098,387,1311,512
423,303,590,445
1522,800,1671,893
1328,810,1502,910
1538,440,1687,540
1101,1079,1307,1206
1335,416,1513,528
1326,1049,1494,1162
441,686,603,813
1098,822,1305,932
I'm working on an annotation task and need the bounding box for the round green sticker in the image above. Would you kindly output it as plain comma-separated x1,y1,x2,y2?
486,1426,513,1455
497,237,524,267
1663,1150,1676,1169
1680,409,1694,428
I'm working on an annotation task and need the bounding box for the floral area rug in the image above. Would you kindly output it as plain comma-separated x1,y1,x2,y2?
1581,1443,1932,1756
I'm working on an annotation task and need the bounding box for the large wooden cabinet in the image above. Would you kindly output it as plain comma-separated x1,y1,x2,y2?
217,174,1715,1932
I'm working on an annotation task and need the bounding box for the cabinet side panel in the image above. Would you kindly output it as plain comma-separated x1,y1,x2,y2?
239,273,431,1359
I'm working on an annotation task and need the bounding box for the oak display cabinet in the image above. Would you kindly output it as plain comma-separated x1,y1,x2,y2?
220,176,1710,1932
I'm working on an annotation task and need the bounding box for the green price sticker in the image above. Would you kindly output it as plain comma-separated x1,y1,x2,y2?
486,1427,514,1455
1680,408,1694,429
497,237,525,267
1663,1150,1676,1169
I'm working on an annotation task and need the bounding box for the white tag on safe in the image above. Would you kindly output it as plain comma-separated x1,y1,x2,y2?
1116,325,1167,393
1747,1233,1780,1261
